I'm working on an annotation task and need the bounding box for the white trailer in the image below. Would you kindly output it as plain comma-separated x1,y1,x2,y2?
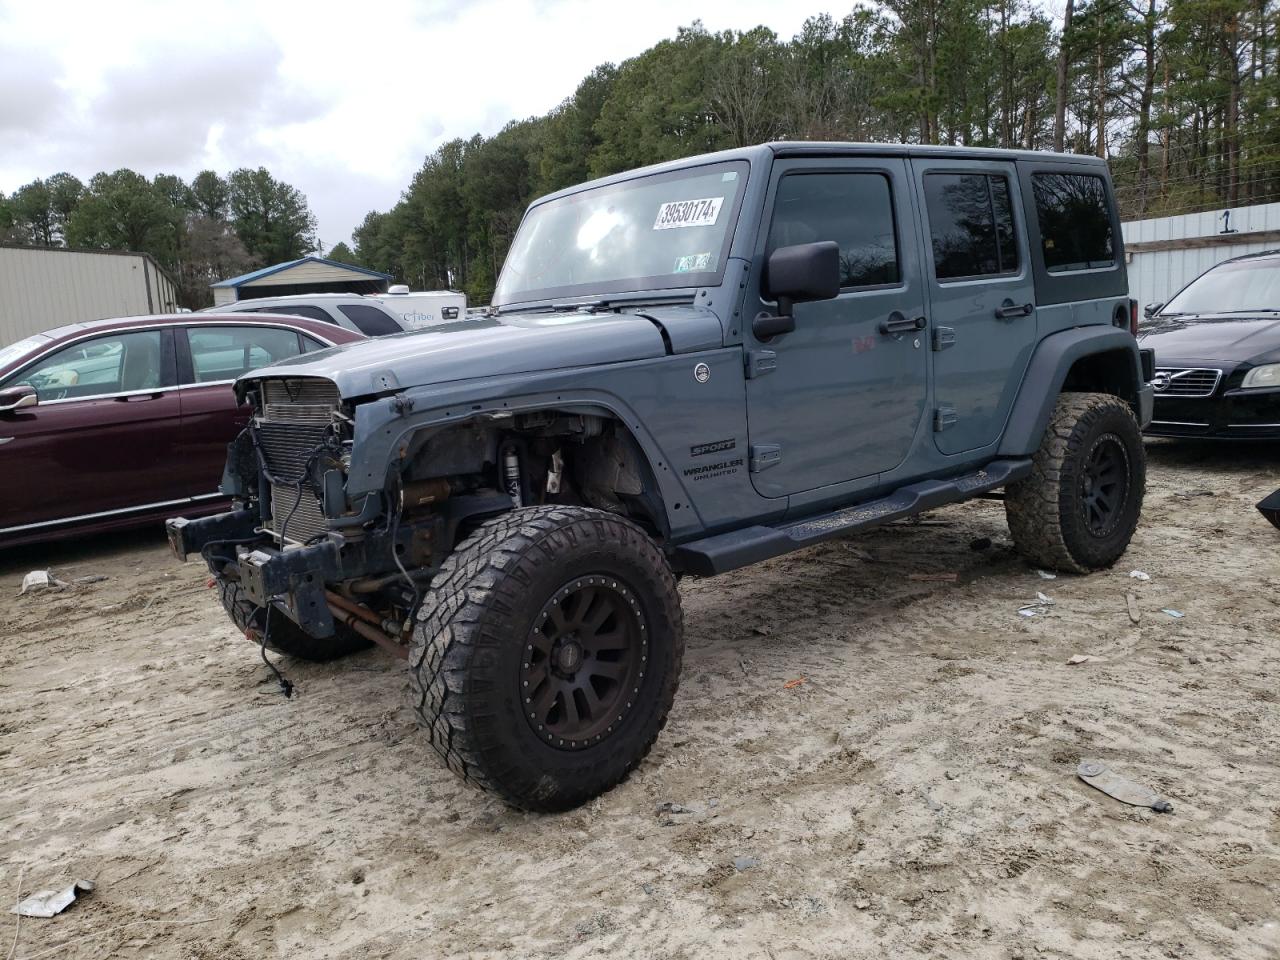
371,287,467,329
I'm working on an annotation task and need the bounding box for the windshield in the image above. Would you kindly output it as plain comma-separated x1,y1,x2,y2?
1161,258,1280,316
493,160,748,307
0,335,50,373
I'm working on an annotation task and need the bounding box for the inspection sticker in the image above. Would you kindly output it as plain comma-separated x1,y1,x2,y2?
674,252,713,273
654,196,723,230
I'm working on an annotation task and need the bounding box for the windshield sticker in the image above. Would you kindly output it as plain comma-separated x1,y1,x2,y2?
673,252,713,273
654,197,724,230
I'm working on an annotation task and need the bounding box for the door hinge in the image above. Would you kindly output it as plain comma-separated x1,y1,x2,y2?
745,349,777,379
933,405,958,432
932,326,956,352
748,443,782,472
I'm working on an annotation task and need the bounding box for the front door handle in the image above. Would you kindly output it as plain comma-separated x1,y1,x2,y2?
995,300,1034,319
879,312,926,335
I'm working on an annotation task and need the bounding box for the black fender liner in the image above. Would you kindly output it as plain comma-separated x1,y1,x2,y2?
999,326,1152,458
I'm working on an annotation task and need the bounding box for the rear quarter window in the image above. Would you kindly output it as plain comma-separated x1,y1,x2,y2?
338,304,403,337
1032,173,1115,272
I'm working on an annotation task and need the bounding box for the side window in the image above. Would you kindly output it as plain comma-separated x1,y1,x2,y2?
3,330,163,401
186,325,304,383
268,305,341,325
923,173,1019,280
1032,173,1115,272
337,304,404,337
299,334,328,353
767,173,900,288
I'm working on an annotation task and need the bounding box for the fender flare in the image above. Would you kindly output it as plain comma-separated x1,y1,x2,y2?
999,326,1147,458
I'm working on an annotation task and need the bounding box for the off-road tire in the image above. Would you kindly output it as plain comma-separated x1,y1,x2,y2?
409,505,684,812
210,565,372,661
1005,391,1145,573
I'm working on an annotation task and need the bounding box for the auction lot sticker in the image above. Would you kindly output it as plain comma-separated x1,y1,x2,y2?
654,197,723,230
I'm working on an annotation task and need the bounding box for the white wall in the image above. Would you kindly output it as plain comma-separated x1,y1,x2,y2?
0,246,178,344
1122,202,1280,310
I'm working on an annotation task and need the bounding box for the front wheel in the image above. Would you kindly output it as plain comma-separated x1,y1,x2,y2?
1005,392,1145,573
408,505,684,812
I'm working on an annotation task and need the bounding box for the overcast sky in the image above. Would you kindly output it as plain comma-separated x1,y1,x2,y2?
0,0,845,250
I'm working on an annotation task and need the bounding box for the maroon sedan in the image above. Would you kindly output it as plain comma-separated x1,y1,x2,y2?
0,313,364,548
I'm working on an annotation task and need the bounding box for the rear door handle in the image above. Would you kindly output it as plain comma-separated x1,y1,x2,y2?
995,301,1034,319
114,391,165,402
878,313,927,335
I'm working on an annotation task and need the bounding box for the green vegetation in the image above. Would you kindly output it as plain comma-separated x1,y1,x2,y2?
1,168,317,309
357,0,1280,305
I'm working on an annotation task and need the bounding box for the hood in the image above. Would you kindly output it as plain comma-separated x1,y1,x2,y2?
238,306,724,398
1138,313,1280,363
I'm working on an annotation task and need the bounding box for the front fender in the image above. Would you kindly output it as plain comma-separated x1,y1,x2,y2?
342,350,757,541
999,326,1149,457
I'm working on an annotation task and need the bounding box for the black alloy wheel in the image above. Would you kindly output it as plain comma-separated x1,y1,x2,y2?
521,577,646,749
1080,433,1131,537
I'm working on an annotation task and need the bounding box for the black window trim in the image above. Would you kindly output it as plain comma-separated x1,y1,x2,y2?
922,168,1023,285
763,163,907,296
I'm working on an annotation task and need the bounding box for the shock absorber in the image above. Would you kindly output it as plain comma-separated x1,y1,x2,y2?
502,445,523,507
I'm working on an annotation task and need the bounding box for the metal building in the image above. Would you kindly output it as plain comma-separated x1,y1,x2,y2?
1122,202,1280,310
0,244,178,344
211,256,393,305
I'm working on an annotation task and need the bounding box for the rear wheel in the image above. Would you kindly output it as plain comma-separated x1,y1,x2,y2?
1005,392,1145,573
210,564,371,661
409,505,683,812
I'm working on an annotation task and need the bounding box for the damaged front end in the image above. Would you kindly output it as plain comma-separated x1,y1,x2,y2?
167,375,510,654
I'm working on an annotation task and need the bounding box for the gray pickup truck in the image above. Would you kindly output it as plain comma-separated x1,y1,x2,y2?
170,142,1155,811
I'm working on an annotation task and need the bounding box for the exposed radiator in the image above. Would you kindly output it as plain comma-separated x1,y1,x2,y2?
256,379,341,544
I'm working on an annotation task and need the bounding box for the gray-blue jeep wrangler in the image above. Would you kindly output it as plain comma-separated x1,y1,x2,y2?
170,143,1155,811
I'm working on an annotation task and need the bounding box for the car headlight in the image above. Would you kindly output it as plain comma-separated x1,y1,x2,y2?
1242,363,1280,389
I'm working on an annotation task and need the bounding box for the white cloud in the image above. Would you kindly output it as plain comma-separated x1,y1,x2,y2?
0,0,838,246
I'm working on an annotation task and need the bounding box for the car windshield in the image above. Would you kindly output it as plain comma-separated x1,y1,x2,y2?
492,160,748,307
1161,257,1280,316
0,335,50,372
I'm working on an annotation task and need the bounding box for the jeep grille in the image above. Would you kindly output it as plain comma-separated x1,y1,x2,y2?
257,378,340,544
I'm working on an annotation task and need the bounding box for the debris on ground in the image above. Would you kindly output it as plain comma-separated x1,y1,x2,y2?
908,572,959,582
19,570,68,595
1066,654,1108,665
72,574,109,585
656,801,692,815
1162,608,1185,619
732,856,760,871
1129,570,1151,581
1126,593,1141,624
1035,569,1057,580
1175,488,1215,499
1019,592,1055,617
968,537,992,551
11,879,95,917
1076,760,1172,813
783,677,807,689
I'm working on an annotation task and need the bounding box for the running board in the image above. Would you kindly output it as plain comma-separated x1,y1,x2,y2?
673,458,1032,576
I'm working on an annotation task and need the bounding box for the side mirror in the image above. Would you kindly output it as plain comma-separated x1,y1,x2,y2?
755,241,841,339
1144,302,1163,318
0,384,37,414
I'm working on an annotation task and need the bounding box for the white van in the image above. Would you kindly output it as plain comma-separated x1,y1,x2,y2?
372,287,467,329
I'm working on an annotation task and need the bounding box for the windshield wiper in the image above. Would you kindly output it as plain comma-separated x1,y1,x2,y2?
1214,309,1280,314
549,300,614,313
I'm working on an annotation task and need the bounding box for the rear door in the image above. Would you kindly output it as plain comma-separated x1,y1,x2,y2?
0,328,182,534
174,323,323,497
911,159,1037,456
744,157,928,497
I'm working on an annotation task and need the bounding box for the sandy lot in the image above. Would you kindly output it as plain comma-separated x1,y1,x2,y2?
1,439,1278,960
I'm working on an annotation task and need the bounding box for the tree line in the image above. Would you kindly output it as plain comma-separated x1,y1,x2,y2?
0,168,320,308
354,0,1280,305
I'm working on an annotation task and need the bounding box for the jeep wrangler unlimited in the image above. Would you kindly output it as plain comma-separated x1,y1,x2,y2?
169,143,1155,811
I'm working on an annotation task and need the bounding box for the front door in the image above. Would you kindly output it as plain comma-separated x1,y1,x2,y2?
0,328,182,534
911,159,1037,456
744,158,928,499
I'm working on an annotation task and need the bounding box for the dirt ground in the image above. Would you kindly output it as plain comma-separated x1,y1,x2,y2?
1,439,1278,960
